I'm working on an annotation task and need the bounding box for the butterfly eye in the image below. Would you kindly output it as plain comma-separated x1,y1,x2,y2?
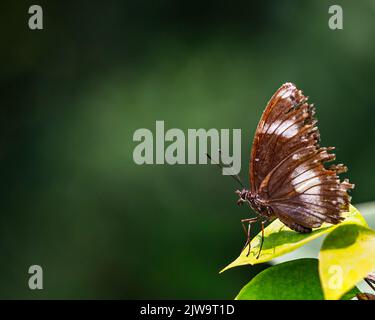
240,190,248,199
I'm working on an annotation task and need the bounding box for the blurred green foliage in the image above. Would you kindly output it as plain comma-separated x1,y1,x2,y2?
1,0,375,298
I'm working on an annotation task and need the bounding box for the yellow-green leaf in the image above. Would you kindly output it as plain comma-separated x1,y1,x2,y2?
235,258,359,300
319,224,375,300
221,205,367,273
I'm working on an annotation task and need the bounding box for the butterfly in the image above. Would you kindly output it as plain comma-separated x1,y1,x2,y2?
234,83,354,258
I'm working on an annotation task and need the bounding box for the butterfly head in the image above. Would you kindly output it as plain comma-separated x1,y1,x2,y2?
236,189,253,206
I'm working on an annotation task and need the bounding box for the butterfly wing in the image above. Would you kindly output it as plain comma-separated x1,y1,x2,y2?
249,83,315,192
249,83,354,231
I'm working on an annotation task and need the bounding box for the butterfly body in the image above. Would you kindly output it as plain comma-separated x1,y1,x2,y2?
236,189,274,219
239,83,354,244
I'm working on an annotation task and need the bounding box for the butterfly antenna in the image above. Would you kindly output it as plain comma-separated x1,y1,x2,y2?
206,152,244,188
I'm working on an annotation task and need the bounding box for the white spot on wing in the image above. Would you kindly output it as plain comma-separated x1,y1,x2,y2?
295,177,322,194
281,121,299,138
261,119,299,138
299,194,323,206
300,185,321,194
292,167,317,185
277,86,295,99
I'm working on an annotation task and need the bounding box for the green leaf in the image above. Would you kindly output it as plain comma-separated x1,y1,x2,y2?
236,258,359,300
221,205,367,272
319,224,375,300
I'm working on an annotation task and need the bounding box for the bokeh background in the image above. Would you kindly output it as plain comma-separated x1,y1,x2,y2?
1,0,375,299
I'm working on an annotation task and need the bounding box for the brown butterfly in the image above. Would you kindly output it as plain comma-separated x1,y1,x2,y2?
235,83,354,258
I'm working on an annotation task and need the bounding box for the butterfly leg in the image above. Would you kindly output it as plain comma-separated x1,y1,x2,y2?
240,217,258,256
256,220,267,259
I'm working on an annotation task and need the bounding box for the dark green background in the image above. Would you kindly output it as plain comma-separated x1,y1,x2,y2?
1,0,374,298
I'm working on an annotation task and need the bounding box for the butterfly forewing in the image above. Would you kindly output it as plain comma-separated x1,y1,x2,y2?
249,83,353,231
250,83,317,191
